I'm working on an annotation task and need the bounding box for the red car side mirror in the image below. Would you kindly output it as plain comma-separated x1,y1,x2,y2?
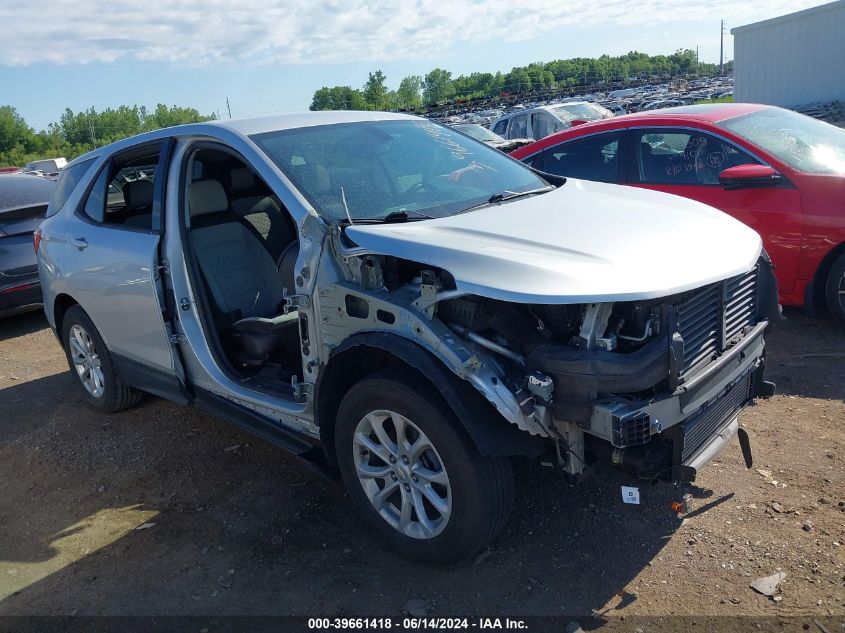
719,164,783,190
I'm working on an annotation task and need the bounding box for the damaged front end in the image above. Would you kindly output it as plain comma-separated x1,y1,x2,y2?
425,256,779,482
325,217,778,483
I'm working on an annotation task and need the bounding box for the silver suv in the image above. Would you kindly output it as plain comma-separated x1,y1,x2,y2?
38,112,777,564
490,102,614,140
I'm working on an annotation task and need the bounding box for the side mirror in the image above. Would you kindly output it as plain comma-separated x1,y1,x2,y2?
719,164,783,190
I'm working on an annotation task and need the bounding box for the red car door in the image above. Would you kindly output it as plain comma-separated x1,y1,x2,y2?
626,127,803,300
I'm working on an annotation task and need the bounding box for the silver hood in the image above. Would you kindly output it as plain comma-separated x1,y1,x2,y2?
345,178,762,304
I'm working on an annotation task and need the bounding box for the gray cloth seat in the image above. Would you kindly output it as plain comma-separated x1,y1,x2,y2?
121,179,154,228
188,179,298,366
229,167,279,217
228,167,295,259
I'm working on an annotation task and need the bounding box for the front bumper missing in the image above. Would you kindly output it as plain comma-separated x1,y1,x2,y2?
581,321,772,481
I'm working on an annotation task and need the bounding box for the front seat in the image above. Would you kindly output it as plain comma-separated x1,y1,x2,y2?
228,167,294,259
188,179,299,366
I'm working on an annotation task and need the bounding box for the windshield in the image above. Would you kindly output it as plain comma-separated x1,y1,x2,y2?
549,103,608,123
720,108,845,175
251,120,545,222
453,124,503,143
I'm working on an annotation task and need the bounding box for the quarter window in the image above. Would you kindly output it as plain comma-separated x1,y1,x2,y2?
46,158,95,217
527,133,620,183
531,112,558,140
634,129,760,185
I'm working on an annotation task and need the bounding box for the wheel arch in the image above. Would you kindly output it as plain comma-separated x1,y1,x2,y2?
314,332,545,469
809,240,845,314
53,293,79,335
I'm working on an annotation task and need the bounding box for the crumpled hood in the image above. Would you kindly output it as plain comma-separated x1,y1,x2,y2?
345,178,762,304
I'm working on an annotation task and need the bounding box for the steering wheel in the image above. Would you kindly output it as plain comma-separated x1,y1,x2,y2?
402,180,431,197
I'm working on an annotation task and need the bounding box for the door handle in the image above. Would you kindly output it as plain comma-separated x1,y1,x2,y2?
70,237,88,250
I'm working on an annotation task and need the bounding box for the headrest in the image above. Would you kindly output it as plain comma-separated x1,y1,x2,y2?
230,167,255,193
124,179,154,208
189,180,228,217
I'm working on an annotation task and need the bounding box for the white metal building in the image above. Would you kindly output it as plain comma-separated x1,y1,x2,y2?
732,1,845,107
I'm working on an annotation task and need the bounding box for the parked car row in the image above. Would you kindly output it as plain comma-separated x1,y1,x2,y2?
510,103,845,321
35,111,778,564
430,75,735,129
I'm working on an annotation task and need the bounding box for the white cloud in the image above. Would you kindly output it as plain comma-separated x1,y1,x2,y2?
0,0,826,67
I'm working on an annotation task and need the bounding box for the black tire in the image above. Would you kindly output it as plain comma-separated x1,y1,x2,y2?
61,305,142,412
824,251,845,322
335,371,514,565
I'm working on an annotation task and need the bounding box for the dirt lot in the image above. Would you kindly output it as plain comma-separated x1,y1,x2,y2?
0,309,843,625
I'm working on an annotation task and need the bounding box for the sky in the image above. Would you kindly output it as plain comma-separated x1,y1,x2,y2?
0,0,829,130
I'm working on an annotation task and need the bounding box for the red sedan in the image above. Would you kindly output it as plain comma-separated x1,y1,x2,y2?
511,104,845,320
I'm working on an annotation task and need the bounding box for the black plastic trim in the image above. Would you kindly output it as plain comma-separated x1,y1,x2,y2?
318,332,546,459
112,353,191,405
193,388,332,479
527,335,668,423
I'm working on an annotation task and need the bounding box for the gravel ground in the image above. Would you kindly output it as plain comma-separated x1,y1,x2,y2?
0,309,843,625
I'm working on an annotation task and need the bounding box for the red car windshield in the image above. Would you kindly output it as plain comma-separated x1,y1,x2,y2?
720,108,845,175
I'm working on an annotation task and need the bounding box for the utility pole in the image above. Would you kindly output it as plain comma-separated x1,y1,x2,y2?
719,20,725,76
88,118,97,148
226,98,232,119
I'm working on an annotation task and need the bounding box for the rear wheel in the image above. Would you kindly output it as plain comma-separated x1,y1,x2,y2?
335,372,514,565
61,306,142,412
824,252,845,321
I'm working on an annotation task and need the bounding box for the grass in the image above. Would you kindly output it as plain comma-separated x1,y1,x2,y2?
694,95,734,104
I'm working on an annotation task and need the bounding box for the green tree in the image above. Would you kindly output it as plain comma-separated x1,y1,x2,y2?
0,103,216,166
504,68,531,93
0,106,36,161
422,68,454,105
146,104,215,129
310,86,367,110
363,70,389,110
396,75,423,110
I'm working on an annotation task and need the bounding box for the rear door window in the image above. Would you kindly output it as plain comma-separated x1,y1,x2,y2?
530,112,559,140
80,146,162,230
527,132,621,183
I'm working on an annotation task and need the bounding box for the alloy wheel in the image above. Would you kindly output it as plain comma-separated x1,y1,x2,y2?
68,324,105,398
839,271,845,312
353,410,451,539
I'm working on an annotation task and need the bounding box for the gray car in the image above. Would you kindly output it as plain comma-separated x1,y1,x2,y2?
1,172,55,316
38,111,777,563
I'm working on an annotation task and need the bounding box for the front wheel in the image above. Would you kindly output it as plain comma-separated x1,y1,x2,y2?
335,372,514,565
61,306,142,412
824,251,845,321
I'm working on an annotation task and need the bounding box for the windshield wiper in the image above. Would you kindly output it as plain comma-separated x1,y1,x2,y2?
458,185,555,214
382,209,434,222
344,209,435,225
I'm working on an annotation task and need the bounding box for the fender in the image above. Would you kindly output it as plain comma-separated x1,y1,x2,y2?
315,332,546,461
